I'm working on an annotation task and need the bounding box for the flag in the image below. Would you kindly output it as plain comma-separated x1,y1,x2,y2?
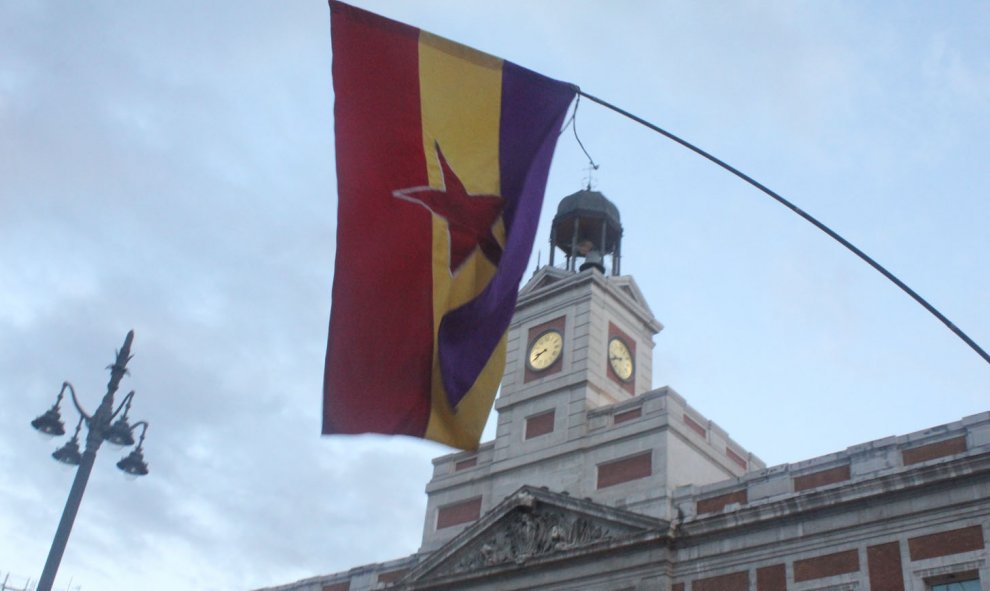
323,1,576,450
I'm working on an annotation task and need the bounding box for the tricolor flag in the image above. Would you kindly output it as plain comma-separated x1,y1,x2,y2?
323,1,576,450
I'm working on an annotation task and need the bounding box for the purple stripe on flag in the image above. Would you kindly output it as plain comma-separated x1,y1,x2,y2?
438,63,575,408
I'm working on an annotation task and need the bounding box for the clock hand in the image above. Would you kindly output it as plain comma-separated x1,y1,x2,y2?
533,348,547,359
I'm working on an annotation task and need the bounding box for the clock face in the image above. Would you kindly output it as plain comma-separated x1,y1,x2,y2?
608,337,634,382
527,329,563,372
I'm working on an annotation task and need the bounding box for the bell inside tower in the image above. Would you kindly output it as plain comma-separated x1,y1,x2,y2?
549,189,623,276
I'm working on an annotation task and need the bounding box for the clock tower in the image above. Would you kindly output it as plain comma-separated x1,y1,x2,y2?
493,189,662,453
419,189,760,552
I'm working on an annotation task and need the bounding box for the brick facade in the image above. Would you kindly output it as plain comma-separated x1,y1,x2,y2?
683,414,706,438
755,564,786,591
793,464,851,492
908,525,985,560
793,549,860,582
613,407,642,425
525,410,555,439
693,570,747,591
867,542,904,591
596,451,652,489
902,436,967,465
696,489,747,514
454,457,477,471
435,497,481,530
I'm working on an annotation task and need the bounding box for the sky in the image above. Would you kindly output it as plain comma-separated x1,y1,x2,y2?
1,1,988,590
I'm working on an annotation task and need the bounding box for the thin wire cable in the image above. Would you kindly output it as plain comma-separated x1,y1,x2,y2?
578,89,990,366
561,94,600,189
571,94,599,174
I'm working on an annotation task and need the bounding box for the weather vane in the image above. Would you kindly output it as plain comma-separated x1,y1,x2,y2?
582,161,600,191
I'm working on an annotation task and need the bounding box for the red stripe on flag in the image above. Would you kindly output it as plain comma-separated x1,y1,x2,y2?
324,2,433,437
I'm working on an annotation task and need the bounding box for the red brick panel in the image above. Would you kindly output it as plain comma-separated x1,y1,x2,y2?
867,542,904,591
756,564,786,591
901,436,967,465
793,465,851,492
696,489,748,514
671,584,684,591
436,497,482,529
908,525,985,560
523,316,566,383
693,571,748,591
683,414,707,437
525,410,555,439
793,549,860,582
726,447,747,469
322,582,349,591
454,456,477,471
596,451,652,489
377,569,408,584
614,407,642,425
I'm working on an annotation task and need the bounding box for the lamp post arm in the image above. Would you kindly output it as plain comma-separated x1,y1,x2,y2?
53,383,67,408
62,382,91,421
129,421,149,449
111,391,135,421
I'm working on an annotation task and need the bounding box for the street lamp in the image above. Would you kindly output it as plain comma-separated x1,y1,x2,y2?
30,330,150,591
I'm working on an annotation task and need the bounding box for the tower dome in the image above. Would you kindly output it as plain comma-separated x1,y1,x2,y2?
549,189,623,275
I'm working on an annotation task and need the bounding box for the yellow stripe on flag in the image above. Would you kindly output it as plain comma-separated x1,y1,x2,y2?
418,32,505,448
418,31,501,194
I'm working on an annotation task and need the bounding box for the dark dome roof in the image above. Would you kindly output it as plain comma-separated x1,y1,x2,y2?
555,190,620,225
551,189,623,255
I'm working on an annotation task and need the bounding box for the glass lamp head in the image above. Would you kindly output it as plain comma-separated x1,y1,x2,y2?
52,438,82,466
105,418,135,447
31,408,66,437
117,448,149,477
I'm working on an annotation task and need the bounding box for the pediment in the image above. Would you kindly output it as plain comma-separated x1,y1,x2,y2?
518,265,573,297
404,486,662,586
607,275,657,322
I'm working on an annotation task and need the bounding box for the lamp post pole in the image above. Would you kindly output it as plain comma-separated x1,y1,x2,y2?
32,331,149,591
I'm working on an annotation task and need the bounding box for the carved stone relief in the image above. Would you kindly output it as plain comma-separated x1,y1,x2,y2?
434,502,633,577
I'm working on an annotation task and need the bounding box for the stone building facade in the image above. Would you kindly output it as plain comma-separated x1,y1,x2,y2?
261,192,989,591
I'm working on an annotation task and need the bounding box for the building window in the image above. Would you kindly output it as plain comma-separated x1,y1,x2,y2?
930,579,980,591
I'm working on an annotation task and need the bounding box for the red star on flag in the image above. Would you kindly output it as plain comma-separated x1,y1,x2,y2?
393,144,505,273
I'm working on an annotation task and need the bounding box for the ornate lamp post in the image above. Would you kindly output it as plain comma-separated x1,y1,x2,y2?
30,330,150,591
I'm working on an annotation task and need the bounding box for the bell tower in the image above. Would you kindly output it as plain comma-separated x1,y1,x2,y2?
492,189,662,454
549,189,624,275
